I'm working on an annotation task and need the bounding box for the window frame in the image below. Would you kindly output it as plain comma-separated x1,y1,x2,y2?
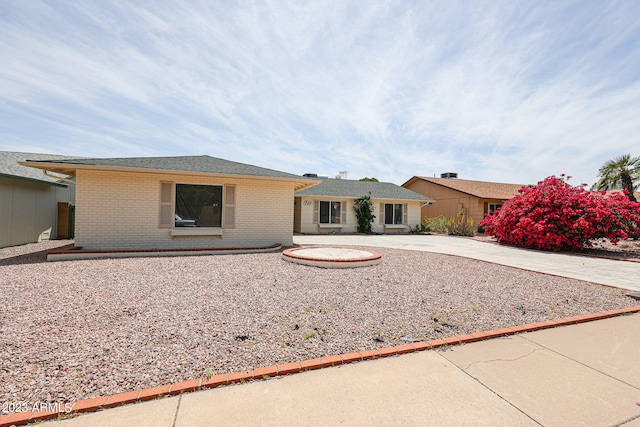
384,203,404,225
159,182,235,235
488,203,502,214
318,200,342,225
174,183,224,228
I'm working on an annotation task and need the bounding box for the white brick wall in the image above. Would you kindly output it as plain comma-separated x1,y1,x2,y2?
75,170,294,250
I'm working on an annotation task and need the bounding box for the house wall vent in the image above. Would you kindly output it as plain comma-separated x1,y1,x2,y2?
441,172,458,179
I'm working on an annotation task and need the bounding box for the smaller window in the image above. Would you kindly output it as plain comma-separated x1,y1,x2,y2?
319,201,341,224
488,203,502,214
384,203,404,225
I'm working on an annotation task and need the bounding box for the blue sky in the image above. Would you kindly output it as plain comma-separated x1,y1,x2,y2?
1,1,639,186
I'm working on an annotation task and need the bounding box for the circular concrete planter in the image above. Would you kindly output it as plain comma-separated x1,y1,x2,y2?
282,247,382,268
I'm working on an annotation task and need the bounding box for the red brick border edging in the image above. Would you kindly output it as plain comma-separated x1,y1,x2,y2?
2,305,639,427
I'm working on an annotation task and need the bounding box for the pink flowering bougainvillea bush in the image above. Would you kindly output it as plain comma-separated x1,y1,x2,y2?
480,175,640,251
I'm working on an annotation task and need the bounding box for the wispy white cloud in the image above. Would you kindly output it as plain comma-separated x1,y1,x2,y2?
1,0,639,185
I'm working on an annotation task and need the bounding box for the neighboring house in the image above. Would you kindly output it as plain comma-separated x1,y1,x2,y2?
607,189,640,201
1,151,76,248
294,179,433,234
402,174,525,227
20,156,319,251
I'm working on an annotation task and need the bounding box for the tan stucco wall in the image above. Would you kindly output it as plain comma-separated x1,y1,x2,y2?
404,179,473,220
403,179,505,227
296,197,422,234
0,176,75,248
74,169,295,250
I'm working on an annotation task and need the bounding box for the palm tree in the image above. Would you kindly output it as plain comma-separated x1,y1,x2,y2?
592,154,640,202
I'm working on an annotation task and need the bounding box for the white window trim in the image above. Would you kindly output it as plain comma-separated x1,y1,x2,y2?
319,200,342,225
174,182,224,230
384,224,406,229
318,223,344,229
163,182,237,236
488,203,502,213
171,228,224,236
384,203,404,225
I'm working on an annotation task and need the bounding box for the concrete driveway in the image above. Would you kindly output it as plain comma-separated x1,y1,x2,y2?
294,234,640,292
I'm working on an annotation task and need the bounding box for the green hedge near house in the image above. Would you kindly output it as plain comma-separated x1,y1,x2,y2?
353,193,376,234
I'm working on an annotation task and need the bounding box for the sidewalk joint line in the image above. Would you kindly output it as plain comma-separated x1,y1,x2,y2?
436,351,544,426
618,413,640,426
518,332,640,392
172,395,182,427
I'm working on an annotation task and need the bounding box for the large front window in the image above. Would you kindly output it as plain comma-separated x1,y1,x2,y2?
319,201,341,224
175,184,222,227
384,203,403,225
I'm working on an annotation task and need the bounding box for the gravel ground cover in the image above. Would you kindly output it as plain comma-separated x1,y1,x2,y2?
474,234,640,261
577,238,640,261
0,240,636,405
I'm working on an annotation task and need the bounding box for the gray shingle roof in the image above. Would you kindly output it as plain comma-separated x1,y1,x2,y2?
23,155,313,181
0,151,76,185
295,179,433,201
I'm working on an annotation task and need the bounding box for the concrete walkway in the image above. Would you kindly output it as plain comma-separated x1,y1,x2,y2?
294,234,640,291
34,235,640,426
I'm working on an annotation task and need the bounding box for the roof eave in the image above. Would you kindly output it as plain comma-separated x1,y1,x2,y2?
19,161,323,189
293,179,322,191
400,176,421,187
476,195,512,200
410,177,498,198
295,193,432,202
0,171,68,187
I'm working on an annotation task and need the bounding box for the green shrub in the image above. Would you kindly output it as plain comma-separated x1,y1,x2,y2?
411,216,460,234
447,216,475,237
409,223,423,234
421,216,449,233
353,193,376,234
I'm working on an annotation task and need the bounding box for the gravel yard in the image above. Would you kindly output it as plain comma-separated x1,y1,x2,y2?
474,234,640,261
0,240,636,404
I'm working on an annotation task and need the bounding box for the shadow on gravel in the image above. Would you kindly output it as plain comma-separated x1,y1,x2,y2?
0,244,75,266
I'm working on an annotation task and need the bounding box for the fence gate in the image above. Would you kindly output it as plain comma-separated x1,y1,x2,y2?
57,202,75,239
